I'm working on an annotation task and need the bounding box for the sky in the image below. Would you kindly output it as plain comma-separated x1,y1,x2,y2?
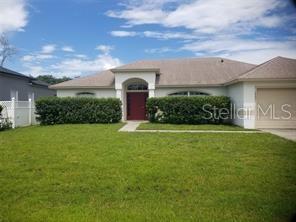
0,0,296,78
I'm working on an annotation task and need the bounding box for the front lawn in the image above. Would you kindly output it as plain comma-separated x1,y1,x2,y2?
0,124,295,221
138,123,254,131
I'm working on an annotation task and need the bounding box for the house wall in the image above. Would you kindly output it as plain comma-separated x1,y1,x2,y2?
56,89,116,98
227,83,245,127
57,86,228,122
0,75,55,101
227,81,296,129
55,81,296,129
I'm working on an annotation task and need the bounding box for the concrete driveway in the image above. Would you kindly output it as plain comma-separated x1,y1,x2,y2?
262,129,296,142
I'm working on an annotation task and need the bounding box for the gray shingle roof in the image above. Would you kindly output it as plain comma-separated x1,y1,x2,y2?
0,66,50,87
51,57,256,89
51,70,115,88
0,66,29,78
238,56,296,80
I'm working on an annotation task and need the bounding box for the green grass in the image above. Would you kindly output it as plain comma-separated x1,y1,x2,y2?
138,123,255,131
0,124,296,222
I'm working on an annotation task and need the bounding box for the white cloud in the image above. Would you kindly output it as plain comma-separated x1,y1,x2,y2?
62,46,75,52
22,55,34,62
22,54,54,62
107,0,288,34
96,45,114,54
107,0,296,63
22,44,57,62
111,30,200,40
110,30,137,37
143,31,197,40
75,54,87,59
107,9,165,26
219,48,296,64
145,47,175,54
163,0,285,33
49,54,121,77
0,0,28,34
23,65,46,76
41,44,56,54
23,50,122,77
182,37,296,64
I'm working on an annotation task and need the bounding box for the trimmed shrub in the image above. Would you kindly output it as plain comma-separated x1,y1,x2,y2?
146,96,231,124
35,97,122,125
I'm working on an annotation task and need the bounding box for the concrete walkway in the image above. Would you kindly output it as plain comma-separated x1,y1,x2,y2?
135,129,262,133
262,129,296,141
119,121,143,132
119,122,263,133
119,123,296,140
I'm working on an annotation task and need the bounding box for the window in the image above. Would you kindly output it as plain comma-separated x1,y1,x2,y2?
76,92,95,97
168,91,209,96
189,91,209,96
127,83,148,91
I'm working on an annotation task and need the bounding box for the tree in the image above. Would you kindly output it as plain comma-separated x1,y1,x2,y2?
0,35,17,67
36,75,72,85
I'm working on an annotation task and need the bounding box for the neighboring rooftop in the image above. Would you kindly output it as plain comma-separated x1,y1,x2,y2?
0,66,29,78
0,66,49,87
51,57,256,89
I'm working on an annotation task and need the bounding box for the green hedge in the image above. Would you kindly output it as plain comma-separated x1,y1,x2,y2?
146,96,231,124
35,97,122,125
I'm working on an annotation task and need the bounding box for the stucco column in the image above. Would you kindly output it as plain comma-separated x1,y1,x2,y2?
115,83,124,121
149,90,155,97
148,83,155,98
243,83,256,129
116,89,122,99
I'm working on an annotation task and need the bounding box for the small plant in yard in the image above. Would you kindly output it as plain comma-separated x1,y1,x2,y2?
0,105,12,131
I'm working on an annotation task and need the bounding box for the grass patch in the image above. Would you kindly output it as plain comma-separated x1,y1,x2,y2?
137,123,255,131
0,124,295,221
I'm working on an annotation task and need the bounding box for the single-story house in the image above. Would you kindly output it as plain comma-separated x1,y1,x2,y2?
0,66,56,101
51,56,296,129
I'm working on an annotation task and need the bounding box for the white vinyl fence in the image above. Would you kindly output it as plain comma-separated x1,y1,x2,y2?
0,98,37,128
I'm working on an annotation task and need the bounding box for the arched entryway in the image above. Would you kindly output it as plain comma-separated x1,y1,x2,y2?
124,79,148,120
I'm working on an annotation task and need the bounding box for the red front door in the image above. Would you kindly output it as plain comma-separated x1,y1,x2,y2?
127,92,148,120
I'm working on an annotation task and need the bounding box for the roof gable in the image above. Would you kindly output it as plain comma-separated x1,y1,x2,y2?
238,56,296,80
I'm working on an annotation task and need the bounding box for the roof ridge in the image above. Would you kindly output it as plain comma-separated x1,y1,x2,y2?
116,57,256,69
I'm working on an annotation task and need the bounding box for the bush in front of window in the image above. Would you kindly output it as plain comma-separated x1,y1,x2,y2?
146,96,231,124
35,97,122,125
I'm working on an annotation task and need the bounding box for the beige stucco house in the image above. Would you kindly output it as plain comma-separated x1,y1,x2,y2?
51,56,296,129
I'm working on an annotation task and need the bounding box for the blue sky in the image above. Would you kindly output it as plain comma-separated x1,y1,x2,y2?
1,0,296,77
